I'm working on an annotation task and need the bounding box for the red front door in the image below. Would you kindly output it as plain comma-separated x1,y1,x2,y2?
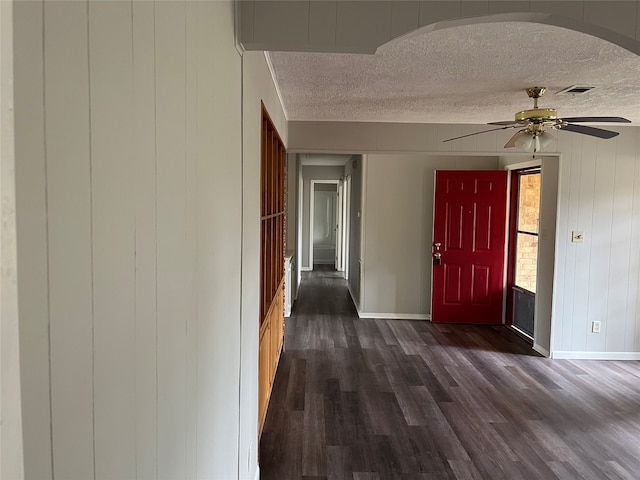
432,170,508,324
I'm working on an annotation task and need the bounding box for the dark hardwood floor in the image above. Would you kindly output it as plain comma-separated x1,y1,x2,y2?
260,266,640,480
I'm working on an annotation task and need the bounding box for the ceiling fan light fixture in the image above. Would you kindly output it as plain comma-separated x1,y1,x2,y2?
538,133,554,149
514,134,533,149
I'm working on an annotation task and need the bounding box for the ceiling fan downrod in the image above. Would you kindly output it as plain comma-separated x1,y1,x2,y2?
526,86,546,109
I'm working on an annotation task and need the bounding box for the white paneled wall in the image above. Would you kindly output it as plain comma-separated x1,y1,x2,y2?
241,51,288,480
132,2,158,477
553,128,640,357
1,0,25,477
14,1,244,478
90,3,136,477
361,155,499,318
289,121,640,358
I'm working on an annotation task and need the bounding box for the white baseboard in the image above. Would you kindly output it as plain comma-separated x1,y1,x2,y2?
300,266,312,272
533,343,550,357
551,351,640,360
347,284,360,312
357,312,431,321
254,466,260,480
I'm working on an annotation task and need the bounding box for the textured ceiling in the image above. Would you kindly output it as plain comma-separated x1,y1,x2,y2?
269,22,640,124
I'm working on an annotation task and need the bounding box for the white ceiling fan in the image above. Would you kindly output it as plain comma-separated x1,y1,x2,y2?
444,87,631,152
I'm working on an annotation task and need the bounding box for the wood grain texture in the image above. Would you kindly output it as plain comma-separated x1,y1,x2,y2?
260,266,640,479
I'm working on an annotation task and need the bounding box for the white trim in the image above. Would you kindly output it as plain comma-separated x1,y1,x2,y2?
343,175,351,280
359,157,368,308
504,159,541,170
263,52,288,120
347,283,360,312
297,160,303,284
233,0,246,55
300,266,312,272
551,351,640,361
532,343,550,357
254,466,260,480
508,324,534,342
358,312,432,321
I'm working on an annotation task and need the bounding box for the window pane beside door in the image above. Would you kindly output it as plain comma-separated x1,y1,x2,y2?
514,171,541,294
517,173,540,233
515,233,538,293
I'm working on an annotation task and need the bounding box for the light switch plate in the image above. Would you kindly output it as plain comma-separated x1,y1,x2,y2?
572,231,584,243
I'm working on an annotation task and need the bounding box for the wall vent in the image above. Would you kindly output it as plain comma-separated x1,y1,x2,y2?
557,85,596,95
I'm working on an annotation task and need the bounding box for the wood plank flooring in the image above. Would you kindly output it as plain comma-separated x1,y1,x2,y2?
260,266,640,479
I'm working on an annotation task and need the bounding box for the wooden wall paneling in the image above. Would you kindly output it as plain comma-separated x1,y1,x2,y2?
268,123,272,215
131,1,158,477
276,141,281,212
155,2,188,477
259,322,271,433
44,3,95,478
262,119,267,217
273,217,278,298
259,105,286,436
88,2,137,477
261,223,265,323
269,218,273,310
267,219,273,308
272,130,277,213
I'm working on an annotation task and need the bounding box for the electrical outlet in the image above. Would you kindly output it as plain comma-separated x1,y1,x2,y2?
592,321,601,334
572,231,584,243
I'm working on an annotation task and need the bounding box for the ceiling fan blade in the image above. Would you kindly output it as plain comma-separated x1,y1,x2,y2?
504,129,527,148
488,120,519,125
561,123,619,139
561,116,631,123
443,125,518,143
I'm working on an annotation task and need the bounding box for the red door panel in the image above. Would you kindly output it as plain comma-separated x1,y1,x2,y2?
444,264,463,304
432,170,508,324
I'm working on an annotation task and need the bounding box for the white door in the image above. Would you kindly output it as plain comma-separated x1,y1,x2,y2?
312,189,337,266
335,182,343,270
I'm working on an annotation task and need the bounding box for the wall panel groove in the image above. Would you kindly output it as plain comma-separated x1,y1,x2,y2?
14,1,246,478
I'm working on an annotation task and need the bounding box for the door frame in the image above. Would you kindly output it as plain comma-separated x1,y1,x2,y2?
336,181,343,270
309,179,340,270
342,175,351,279
505,164,541,335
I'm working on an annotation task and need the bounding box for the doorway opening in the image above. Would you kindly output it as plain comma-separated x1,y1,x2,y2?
308,179,350,275
506,167,542,340
310,181,338,268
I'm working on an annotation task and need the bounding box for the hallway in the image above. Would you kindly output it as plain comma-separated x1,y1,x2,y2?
259,268,640,480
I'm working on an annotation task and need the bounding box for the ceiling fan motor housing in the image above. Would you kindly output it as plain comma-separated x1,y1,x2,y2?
515,108,558,125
